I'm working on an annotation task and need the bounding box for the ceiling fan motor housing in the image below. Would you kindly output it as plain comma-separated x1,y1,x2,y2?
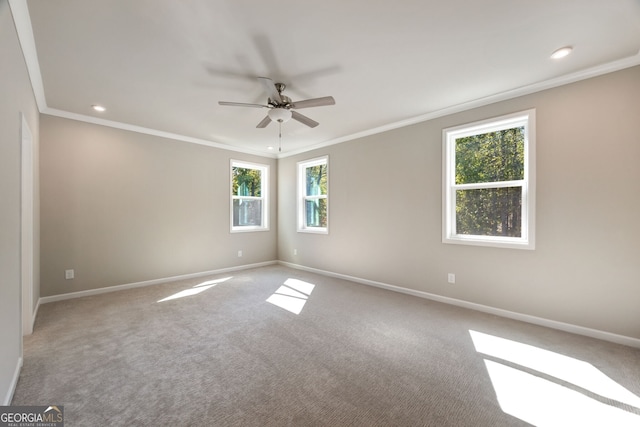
269,83,291,108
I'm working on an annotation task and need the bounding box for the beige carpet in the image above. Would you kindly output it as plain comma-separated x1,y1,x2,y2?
12,265,640,426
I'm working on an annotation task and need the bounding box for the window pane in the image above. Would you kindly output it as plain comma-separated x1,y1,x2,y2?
305,198,327,228
306,165,327,196
456,187,522,237
232,167,262,197
455,127,524,184
233,199,262,227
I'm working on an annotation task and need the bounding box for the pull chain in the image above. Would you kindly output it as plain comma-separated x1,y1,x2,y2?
278,120,282,152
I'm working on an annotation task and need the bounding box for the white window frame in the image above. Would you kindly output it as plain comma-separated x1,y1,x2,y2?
442,110,536,250
297,156,329,234
230,160,269,233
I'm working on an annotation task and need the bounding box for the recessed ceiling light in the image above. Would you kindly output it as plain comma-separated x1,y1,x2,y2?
92,104,106,112
550,46,573,60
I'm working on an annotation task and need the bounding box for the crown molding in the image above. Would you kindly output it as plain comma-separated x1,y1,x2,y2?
9,0,46,111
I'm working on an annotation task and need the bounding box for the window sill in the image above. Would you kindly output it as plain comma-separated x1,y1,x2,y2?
443,235,534,250
231,227,270,233
297,228,328,235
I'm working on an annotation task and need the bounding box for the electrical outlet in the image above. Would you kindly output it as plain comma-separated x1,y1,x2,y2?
237,250,243,257
65,269,74,280
293,249,297,256
447,273,455,284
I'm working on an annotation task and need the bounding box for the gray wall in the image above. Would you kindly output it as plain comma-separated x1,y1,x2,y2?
40,116,277,296
278,66,640,340
0,0,40,404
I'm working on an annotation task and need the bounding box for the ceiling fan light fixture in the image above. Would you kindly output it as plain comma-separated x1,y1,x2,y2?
268,108,292,123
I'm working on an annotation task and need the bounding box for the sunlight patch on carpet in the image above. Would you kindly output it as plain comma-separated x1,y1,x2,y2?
157,276,233,302
266,278,315,315
470,330,640,426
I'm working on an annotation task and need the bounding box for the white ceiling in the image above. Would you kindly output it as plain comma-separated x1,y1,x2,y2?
19,0,640,156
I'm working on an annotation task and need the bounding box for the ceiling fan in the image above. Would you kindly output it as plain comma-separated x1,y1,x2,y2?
218,77,335,128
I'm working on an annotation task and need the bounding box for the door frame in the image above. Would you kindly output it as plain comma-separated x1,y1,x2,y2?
21,113,34,336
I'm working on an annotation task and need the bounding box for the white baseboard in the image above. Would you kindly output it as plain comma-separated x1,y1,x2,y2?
279,261,640,349
3,356,23,405
39,261,277,305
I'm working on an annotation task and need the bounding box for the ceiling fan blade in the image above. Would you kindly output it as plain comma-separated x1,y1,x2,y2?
258,77,282,104
256,116,272,128
291,96,335,109
291,111,319,128
218,101,268,108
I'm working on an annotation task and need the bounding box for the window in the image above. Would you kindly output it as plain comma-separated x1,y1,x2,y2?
443,110,535,249
231,160,268,232
298,156,328,233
